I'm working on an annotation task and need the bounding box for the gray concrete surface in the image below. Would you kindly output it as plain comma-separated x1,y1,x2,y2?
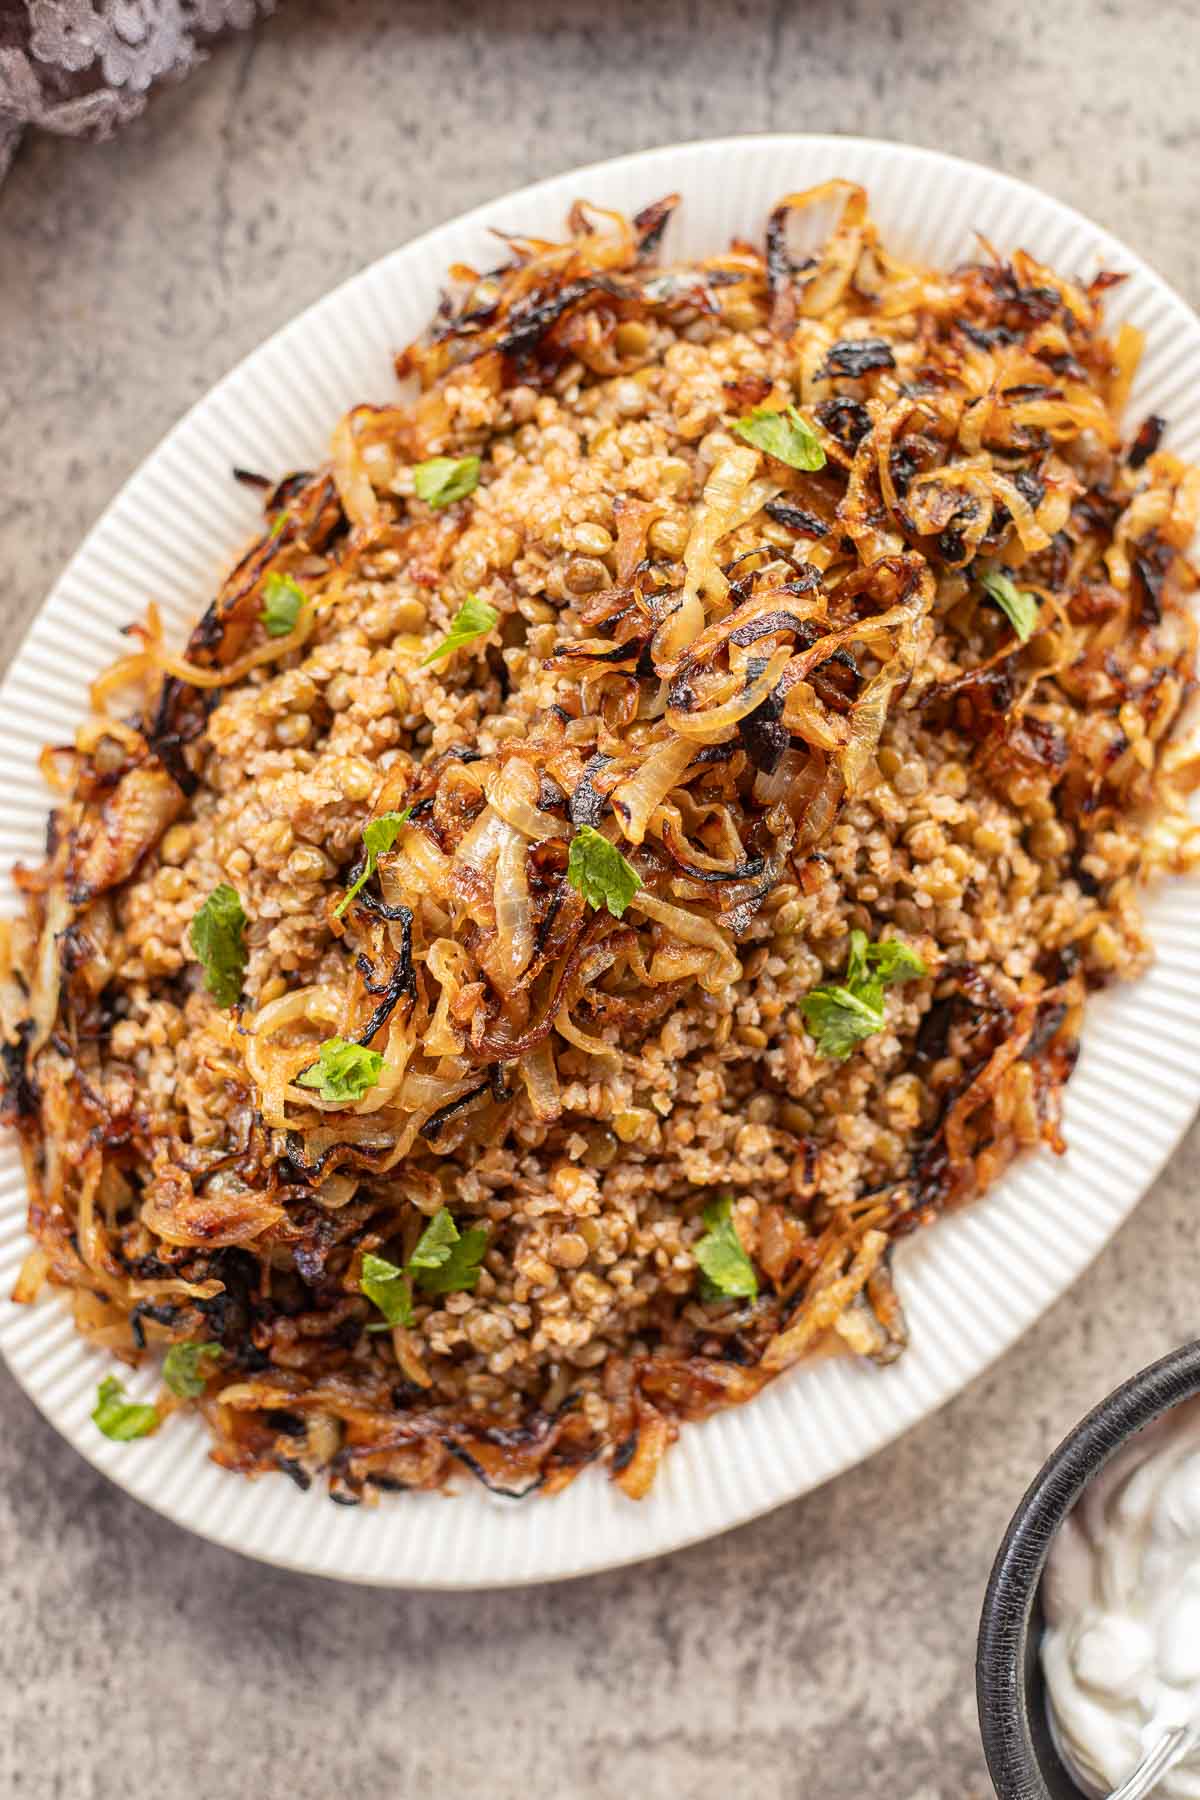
2,2,1199,1795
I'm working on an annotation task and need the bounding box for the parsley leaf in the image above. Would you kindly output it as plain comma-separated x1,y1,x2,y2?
92,1375,158,1441
296,1037,384,1104
333,807,412,918
844,927,870,988
419,593,499,668
866,935,928,985
259,571,306,637
980,569,1039,643
408,1207,461,1274
162,1342,222,1399
843,928,928,989
567,825,643,918
694,1197,758,1301
189,884,248,1009
733,404,826,472
416,1224,488,1296
364,810,411,860
358,1211,488,1328
413,455,481,510
360,1251,414,1328
802,982,886,1059
268,510,289,541
802,933,928,1060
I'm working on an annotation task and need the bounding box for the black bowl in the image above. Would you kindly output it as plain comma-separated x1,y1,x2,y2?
976,1339,1200,1800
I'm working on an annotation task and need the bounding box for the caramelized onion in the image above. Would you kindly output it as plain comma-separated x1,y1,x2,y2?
487,759,567,841
610,735,695,844
780,680,849,752
384,826,452,904
990,470,1051,553
160,608,315,689
666,645,791,744
653,446,761,671
752,744,808,809
454,805,510,873
488,821,535,993
628,888,740,991
331,412,382,530
518,1039,561,1121
27,883,71,1057
768,180,869,328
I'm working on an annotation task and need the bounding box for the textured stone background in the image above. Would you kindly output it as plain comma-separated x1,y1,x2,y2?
2,3,1199,1796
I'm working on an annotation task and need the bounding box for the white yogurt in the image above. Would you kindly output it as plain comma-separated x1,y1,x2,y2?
1042,1396,1200,1798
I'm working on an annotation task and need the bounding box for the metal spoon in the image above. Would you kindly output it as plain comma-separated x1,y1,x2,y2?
1107,1722,1200,1800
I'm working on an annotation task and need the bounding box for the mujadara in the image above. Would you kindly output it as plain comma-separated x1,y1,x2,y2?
3,184,1198,1502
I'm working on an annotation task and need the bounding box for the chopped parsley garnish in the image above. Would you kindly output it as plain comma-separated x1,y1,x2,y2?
162,1342,222,1399
268,510,289,541
333,807,412,918
694,1197,758,1301
733,403,826,471
412,1213,488,1296
566,825,643,918
259,570,306,636
980,569,1039,643
360,1207,489,1329
413,455,481,510
189,884,248,1009
801,984,888,1060
360,1251,414,1328
419,593,499,667
407,1207,462,1275
845,930,927,988
92,1375,158,1441
801,929,928,1060
296,1037,384,1104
